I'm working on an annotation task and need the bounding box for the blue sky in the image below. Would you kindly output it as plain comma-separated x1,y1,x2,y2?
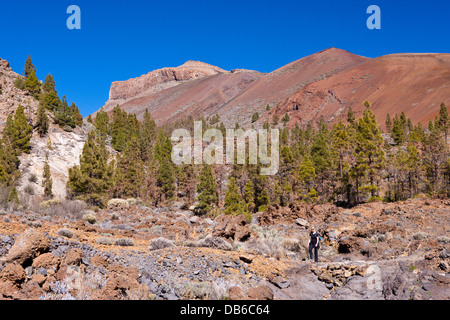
1,0,449,116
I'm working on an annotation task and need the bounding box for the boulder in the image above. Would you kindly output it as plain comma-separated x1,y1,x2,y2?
295,218,310,228
269,276,290,289
100,271,145,300
0,263,26,285
4,228,50,266
63,248,83,266
338,237,362,254
247,285,274,300
32,253,60,270
228,286,246,300
213,214,251,242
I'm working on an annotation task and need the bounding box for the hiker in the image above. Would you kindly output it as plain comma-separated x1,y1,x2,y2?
308,226,320,262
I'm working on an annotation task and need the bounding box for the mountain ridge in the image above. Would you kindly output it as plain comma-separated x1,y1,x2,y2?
98,48,370,127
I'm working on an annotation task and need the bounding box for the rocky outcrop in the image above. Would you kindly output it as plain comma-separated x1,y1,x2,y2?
0,57,39,132
0,57,90,200
17,122,91,200
3,228,50,266
213,214,252,242
104,61,228,112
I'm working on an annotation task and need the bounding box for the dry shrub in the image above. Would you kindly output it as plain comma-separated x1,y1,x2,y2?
114,238,135,246
57,228,74,238
148,237,173,250
245,225,286,259
40,199,88,221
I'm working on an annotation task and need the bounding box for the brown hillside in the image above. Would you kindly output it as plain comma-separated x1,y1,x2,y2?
98,48,369,126
267,53,450,128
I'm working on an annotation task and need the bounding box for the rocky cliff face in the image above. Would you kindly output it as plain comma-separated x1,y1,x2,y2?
0,57,89,201
104,61,228,111
17,122,91,201
0,58,38,132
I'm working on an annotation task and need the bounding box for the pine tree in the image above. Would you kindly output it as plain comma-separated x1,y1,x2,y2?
0,163,6,186
347,107,355,125
39,87,61,112
154,132,175,202
243,180,256,213
110,105,129,151
439,102,449,142
7,187,19,205
43,153,53,199
95,107,109,138
297,156,317,203
385,113,392,133
251,112,259,123
14,76,25,90
113,136,144,198
331,119,349,178
24,55,36,78
391,114,406,145
196,164,218,215
24,71,41,98
0,139,20,186
67,130,113,207
282,113,290,126
36,103,49,136
422,128,447,195
311,131,332,179
54,96,77,129
42,74,56,93
178,164,197,203
70,102,83,127
224,177,247,217
140,108,156,163
272,115,279,126
6,105,33,154
353,105,385,200
443,159,450,197
404,143,421,198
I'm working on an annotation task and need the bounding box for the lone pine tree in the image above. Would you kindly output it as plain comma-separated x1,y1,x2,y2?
43,153,53,199
196,164,218,215
67,130,113,207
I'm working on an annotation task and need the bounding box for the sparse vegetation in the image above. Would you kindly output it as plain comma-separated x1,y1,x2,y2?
114,238,135,246
57,228,74,238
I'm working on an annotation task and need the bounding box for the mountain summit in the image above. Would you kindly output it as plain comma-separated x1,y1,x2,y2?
99,48,370,126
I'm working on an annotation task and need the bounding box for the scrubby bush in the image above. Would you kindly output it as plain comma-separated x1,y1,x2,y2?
23,184,35,195
40,198,62,208
126,198,142,206
148,237,173,250
96,237,114,245
38,199,88,221
107,198,129,208
28,174,38,183
57,228,74,238
114,238,135,246
82,211,97,224
245,225,285,259
150,225,163,235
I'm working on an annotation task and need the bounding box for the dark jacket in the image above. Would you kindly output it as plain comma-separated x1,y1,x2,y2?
309,231,320,248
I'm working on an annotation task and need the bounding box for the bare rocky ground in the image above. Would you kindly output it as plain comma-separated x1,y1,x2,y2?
0,197,448,300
